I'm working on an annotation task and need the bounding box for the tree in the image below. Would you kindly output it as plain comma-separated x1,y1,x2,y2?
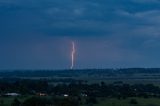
23,97,52,106
11,98,21,106
53,97,79,106
86,97,98,105
129,99,138,105
0,99,4,106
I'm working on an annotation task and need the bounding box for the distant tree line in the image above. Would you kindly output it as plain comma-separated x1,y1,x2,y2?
1,68,160,77
0,78,160,98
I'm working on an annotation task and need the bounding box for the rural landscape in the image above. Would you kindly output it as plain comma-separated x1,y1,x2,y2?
1,68,160,106
1,0,160,106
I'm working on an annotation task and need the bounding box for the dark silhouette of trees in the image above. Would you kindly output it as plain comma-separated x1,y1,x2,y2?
11,98,21,106
22,97,52,106
53,97,79,106
86,96,98,105
0,99,4,106
1,75,160,106
129,99,138,105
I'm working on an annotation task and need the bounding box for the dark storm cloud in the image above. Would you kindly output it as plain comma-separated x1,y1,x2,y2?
1,0,160,37
1,0,160,69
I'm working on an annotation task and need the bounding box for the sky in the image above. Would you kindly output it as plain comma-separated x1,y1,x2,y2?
0,0,160,70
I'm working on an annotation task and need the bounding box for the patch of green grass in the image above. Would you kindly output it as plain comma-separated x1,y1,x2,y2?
94,97,160,106
0,96,31,106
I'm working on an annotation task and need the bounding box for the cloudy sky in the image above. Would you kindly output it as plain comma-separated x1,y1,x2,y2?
0,0,160,70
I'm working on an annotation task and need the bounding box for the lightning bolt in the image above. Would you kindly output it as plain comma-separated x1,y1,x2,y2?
71,41,76,69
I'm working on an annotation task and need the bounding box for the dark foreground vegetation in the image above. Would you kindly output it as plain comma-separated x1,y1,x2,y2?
1,78,160,106
1,78,160,98
1,68,160,106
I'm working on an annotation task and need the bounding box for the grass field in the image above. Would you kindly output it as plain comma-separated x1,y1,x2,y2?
1,96,160,106
0,96,30,106
94,97,160,106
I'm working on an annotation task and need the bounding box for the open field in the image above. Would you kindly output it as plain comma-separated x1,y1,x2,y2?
94,97,160,106
2,69,160,86
2,96,160,106
0,96,30,106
